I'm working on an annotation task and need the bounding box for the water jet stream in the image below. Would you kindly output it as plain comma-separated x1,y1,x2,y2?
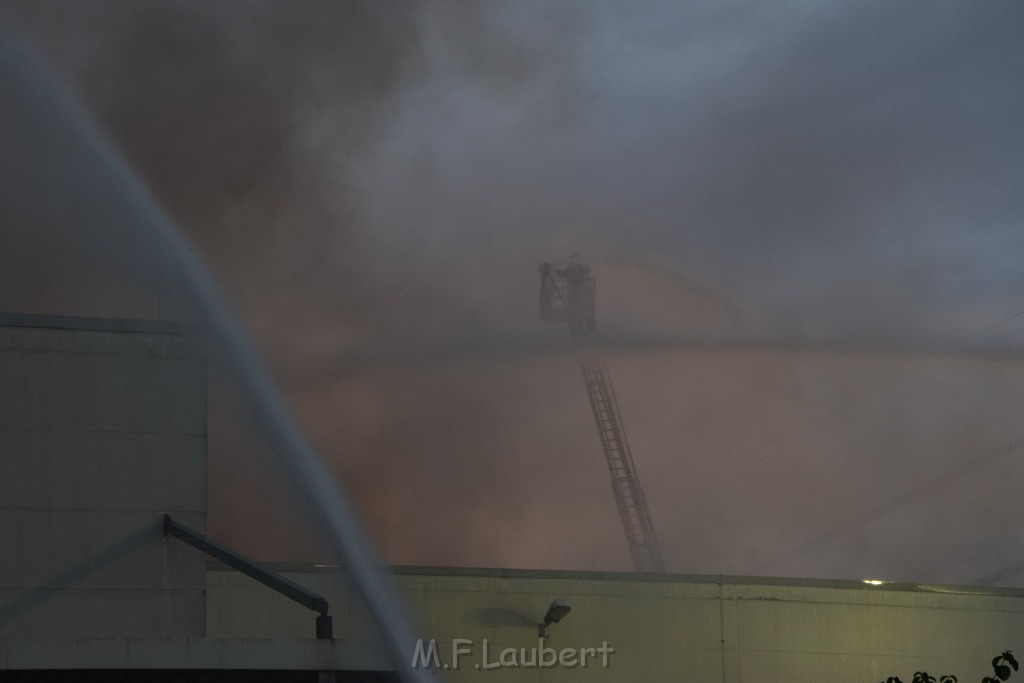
0,40,428,682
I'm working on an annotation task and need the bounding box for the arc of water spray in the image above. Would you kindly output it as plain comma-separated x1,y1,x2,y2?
0,41,429,682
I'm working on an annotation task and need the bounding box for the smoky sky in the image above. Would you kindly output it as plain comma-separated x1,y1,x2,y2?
3,0,1024,585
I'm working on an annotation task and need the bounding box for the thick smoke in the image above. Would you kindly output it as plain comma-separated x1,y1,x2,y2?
3,0,1024,584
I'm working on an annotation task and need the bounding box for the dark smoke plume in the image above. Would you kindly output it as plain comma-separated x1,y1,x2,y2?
4,0,1024,584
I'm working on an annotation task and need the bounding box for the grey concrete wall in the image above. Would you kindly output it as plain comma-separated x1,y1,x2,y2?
0,317,207,636
208,565,1024,682
0,636,385,671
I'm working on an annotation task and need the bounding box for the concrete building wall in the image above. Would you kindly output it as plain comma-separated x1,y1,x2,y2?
5,314,1024,680
0,316,208,636
208,565,1024,682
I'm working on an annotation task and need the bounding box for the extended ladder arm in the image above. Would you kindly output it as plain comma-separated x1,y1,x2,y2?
578,356,665,572
539,255,666,572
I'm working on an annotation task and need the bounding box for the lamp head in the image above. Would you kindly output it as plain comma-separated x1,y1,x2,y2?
539,599,572,637
544,599,572,624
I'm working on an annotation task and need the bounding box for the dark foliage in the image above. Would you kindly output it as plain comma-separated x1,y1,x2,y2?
882,651,1017,683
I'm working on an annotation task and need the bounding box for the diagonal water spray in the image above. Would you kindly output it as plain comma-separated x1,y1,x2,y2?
0,39,430,682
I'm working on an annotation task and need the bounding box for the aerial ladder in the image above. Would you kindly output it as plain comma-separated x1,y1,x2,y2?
539,254,666,573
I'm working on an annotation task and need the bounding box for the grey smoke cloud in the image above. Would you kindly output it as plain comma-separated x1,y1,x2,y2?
3,0,1024,584
358,1,1024,335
